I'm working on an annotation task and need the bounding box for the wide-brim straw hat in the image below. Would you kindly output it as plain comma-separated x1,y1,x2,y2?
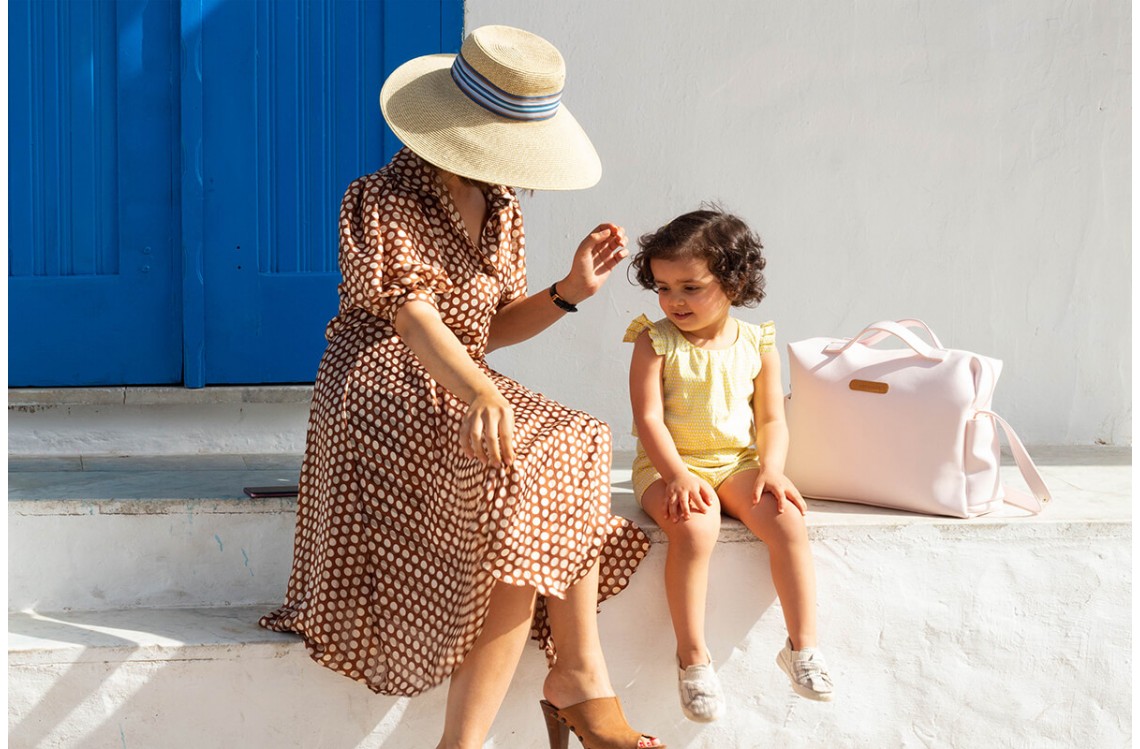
379,25,601,191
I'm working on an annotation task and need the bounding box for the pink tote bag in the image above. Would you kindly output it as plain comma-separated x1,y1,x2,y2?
784,320,1051,518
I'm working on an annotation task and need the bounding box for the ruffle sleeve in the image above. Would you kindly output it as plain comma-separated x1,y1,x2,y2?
337,176,453,325
622,314,669,355
758,320,776,355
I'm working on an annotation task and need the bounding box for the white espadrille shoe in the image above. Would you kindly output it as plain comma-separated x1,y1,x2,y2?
775,638,834,701
677,657,726,722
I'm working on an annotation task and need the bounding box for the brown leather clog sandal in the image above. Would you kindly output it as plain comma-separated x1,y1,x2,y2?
540,698,665,749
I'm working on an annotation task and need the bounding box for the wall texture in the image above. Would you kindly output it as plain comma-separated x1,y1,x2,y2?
472,1,1131,448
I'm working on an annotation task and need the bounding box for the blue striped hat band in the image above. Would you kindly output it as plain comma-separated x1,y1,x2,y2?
450,52,562,122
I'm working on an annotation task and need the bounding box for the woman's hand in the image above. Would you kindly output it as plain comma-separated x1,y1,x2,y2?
460,387,516,468
556,223,629,304
664,471,716,523
752,469,807,515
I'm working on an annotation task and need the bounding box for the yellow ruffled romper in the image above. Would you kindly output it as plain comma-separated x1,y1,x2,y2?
624,314,776,505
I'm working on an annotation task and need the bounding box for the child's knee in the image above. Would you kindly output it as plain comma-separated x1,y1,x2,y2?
666,513,721,554
749,502,808,545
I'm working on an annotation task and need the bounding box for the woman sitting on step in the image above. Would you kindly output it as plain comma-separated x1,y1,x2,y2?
260,24,664,749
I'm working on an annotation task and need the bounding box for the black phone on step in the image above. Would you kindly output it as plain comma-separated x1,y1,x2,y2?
243,485,300,498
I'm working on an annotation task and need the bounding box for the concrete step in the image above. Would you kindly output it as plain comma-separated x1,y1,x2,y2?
7,449,1132,747
9,454,304,612
7,448,1130,612
8,387,313,456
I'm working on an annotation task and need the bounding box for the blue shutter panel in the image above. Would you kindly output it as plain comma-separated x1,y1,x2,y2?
9,0,463,387
197,0,462,384
9,0,181,386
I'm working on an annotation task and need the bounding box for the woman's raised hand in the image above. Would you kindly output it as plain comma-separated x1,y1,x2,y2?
556,223,629,303
461,387,516,468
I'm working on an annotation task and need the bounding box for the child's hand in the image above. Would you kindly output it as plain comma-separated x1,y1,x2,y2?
664,472,716,523
753,470,807,515
556,223,629,303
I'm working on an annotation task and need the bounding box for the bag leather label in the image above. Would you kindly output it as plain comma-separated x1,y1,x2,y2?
849,379,889,394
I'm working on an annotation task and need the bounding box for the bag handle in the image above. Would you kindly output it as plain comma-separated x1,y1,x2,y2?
976,410,1052,514
823,320,948,361
860,319,945,349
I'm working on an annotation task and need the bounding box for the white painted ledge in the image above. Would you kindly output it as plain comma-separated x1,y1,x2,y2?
7,451,1130,748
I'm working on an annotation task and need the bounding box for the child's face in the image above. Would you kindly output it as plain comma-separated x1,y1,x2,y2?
650,256,733,336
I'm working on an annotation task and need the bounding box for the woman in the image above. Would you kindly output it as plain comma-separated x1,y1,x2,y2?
261,25,663,749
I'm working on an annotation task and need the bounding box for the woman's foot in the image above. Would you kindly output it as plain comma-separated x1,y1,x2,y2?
540,698,664,749
677,654,725,722
542,666,663,747
542,662,614,709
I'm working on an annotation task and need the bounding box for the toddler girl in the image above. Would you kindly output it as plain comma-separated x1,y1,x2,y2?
624,208,833,722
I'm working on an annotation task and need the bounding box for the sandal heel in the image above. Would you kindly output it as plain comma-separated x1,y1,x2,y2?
541,700,570,749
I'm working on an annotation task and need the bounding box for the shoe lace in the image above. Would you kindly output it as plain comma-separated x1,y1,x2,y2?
681,679,718,702
680,664,721,703
793,651,833,690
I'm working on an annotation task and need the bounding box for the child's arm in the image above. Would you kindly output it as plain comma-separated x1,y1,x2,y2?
629,330,715,522
752,347,808,514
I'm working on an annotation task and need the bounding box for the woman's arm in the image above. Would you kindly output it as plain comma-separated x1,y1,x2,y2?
485,289,571,352
486,223,628,352
629,330,714,521
751,347,806,513
395,299,514,467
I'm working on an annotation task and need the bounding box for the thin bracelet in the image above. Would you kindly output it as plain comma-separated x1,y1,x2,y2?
549,283,578,313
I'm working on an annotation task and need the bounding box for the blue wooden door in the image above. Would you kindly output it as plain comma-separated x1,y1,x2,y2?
9,0,182,386
187,0,462,385
9,0,462,387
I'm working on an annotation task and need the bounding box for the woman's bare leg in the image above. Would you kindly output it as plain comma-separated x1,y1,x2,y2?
438,581,537,749
538,517,664,745
540,559,615,707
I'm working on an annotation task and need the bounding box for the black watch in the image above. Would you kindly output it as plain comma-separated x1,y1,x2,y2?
549,283,578,313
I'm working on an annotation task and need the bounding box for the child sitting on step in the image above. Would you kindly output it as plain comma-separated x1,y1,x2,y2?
624,207,834,723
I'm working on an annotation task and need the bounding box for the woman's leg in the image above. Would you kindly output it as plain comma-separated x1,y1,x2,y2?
716,469,817,649
637,479,722,668
540,558,614,707
438,580,538,749
541,555,667,742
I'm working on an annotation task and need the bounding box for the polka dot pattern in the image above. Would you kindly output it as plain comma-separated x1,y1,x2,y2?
260,148,650,696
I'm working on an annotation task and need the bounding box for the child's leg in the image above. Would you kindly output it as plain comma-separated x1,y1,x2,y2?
716,469,818,650
639,479,722,667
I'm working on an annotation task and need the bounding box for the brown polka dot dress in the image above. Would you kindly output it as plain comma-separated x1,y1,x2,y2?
260,148,650,696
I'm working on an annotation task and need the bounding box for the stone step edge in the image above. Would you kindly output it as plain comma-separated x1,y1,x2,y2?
9,605,301,667
9,386,313,409
9,494,1131,550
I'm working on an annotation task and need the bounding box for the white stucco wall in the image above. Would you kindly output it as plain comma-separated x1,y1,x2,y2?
473,1,1131,448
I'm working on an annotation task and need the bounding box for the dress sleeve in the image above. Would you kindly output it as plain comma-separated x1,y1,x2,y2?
337,177,453,325
758,321,776,355
623,315,669,355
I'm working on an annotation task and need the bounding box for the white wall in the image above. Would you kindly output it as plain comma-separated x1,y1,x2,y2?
473,1,1131,448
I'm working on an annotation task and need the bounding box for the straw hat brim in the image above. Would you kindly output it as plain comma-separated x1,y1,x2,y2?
380,54,602,191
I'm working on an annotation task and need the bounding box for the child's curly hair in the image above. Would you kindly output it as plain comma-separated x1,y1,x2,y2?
630,206,767,307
